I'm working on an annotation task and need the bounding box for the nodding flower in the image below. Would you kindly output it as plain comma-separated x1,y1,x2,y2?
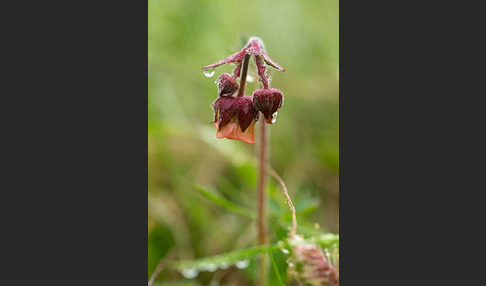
252,88,284,124
203,37,285,143
211,95,258,144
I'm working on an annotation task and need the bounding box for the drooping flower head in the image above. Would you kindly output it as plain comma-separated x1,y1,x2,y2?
252,88,284,124
203,37,285,143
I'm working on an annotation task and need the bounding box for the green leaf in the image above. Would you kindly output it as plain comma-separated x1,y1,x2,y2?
194,185,255,219
169,234,339,272
169,244,281,270
269,250,284,286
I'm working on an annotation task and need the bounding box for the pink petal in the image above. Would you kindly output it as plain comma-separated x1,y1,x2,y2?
216,121,238,139
214,117,255,144
236,121,255,144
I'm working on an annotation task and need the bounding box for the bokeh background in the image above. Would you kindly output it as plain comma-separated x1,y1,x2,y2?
148,0,338,284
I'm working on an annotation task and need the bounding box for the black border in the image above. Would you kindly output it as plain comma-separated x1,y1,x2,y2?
2,1,148,285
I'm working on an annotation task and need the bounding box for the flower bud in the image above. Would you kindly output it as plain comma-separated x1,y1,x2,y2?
217,73,239,97
252,88,284,123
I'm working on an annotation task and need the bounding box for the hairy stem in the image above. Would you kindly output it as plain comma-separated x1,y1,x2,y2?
256,112,268,286
236,54,251,97
255,50,272,285
267,166,297,238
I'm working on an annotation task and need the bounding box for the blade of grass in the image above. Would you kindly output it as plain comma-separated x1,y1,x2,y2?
169,244,281,270
194,185,255,219
269,251,284,286
168,234,339,271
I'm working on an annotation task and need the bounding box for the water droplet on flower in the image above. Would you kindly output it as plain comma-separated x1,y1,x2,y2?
268,112,278,124
272,112,278,123
203,68,216,77
179,268,199,279
324,248,331,262
235,259,250,269
281,248,290,254
246,75,255,82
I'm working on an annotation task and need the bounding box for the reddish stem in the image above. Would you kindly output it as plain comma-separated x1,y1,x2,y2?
236,54,251,97
256,46,271,286
256,112,268,286
257,115,268,244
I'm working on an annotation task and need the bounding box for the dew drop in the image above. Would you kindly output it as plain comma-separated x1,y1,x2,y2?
288,262,294,267
203,68,216,77
324,248,331,262
235,259,250,269
198,263,211,272
205,263,218,272
281,248,290,255
219,261,230,270
270,112,278,124
180,268,199,279
246,75,255,82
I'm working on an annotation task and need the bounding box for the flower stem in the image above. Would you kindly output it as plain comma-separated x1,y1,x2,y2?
236,53,251,97
256,112,268,286
255,50,272,285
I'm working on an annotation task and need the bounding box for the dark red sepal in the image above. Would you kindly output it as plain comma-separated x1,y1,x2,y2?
235,96,258,132
216,97,238,131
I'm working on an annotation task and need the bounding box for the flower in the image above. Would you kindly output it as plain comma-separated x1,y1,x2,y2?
203,37,286,142
252,88,284,124
217,73,239,97
211,96,258,144
287,236,339,285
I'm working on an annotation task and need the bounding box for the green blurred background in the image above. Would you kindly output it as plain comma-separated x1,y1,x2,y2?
148,0,338,284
